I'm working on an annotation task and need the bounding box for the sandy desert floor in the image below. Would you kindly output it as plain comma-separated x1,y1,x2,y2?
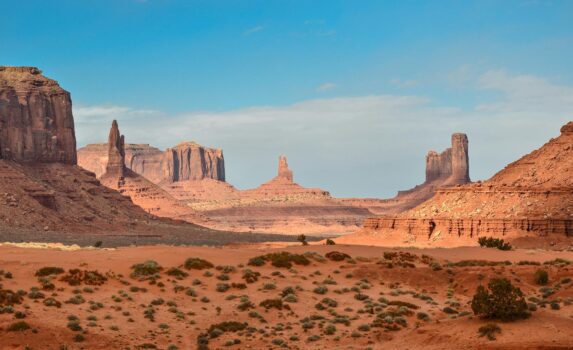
0,243,572,350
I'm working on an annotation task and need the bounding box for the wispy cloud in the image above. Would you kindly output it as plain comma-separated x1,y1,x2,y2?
74,69,573,197
316,82,337,92
243,25,264,36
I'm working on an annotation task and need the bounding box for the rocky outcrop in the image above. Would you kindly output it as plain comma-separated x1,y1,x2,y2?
342,133,472,215
277,155,293,182
425,133,469,185
99,121,204,222
345,121,573,247
104,120,126,178
0,66,76,164
78,141,225,183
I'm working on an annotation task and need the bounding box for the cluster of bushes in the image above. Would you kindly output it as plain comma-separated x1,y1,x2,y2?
60,269,107,286
247,252,310,269
477,237,512,251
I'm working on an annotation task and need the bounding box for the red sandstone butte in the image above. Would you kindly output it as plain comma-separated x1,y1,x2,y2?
339,121,573,248
0,66,76,164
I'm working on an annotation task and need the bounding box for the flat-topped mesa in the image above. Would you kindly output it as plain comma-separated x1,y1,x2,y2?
277,155,294,182
164,141,225,183
104,120,126,178
0,66,77,164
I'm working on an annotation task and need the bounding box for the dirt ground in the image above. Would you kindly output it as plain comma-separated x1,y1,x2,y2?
0,244,572,350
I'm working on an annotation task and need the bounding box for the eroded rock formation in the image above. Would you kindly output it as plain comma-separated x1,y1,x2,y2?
104,120,126,178
277,155,293,182
78,141,225,183
341,122,573,248
0,66,76,164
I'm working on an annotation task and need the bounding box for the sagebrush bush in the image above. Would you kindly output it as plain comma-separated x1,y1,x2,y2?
471,278,529,321
184,258,214,270
534,269,549,285
478,237,512,251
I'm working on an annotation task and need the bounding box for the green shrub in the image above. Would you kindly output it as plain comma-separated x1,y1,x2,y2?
131,261,162,278
207,321,247,336
7,321,31,332
297,234,308,246
260,298,287,310
35,267,65,277
325,251,351,262
534,269,549,285
184,258,214,270
325,239,336,245
166,267,189,279
477,237,512,251
248,252,310,269
471,278,529,321
478,323,501,340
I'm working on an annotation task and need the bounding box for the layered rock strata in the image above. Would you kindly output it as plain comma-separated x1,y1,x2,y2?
342,122,573,247
0,66,76,164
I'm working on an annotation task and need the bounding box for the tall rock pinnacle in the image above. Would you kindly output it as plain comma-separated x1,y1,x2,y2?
105,120,126,178
277,155,294,182
448,133,470,184
424,133,470,186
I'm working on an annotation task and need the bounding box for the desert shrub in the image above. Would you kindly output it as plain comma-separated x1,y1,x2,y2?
534,269,549,285
35,267,65,277
94,241,103,248
67,320,83,332
325,251,351,262
313,285,328,295
43,297,62,308
247,256,265,267
387,300,419,309
7,321,31,332
184,258,214,270
260,298,288,310
297,234,308,246
416,312,430,321
242,269,260,283
281,286,296,297
478,237,512,251
248,252,310,269
448,260,511,267
216,283,230,293
478,323,501,340
60,269,107,286
543,258,571,266
0,288,23,306
471,278,529,321
207,321,247,337
166,268,189,279
131,261,162,279
325,239,336,245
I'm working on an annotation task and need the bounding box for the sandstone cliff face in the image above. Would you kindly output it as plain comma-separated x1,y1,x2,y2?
346,122,573,247
0,66,76,164
78,141,225,183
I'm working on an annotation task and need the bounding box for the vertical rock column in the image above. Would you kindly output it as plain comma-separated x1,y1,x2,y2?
448,133,470,184
105,120,126,178
277,155,294,182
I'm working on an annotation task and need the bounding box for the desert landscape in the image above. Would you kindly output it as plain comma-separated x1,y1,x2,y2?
2,1,573,349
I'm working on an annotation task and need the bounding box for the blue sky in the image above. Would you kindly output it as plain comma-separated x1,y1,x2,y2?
2,0,573,197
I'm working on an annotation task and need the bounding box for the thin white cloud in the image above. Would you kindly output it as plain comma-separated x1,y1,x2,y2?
316,82,337,92
73,69,573,197
243,25,264,36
